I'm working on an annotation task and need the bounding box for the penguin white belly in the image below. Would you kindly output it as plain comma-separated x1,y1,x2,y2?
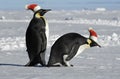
42,17,49,41
75,44,90,57
45,20,49,40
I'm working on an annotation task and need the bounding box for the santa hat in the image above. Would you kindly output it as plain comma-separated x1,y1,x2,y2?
25,4,41,12
88,27,98,42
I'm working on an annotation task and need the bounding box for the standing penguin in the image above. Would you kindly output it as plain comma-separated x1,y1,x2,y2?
47,28,101,67
25,4,51,66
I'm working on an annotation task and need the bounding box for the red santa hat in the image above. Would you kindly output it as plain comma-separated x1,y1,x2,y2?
88,27,98,42
25,4,41,12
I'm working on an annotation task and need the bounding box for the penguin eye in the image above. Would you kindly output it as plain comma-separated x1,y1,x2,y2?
87,39,92,45
35,13,41,18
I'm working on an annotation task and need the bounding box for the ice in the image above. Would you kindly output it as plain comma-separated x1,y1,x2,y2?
99,33,120,46
0,33,119,51
96,8,106,11
116,58,120,61
0,37,25,51
0,16,5,20
48,18,120,27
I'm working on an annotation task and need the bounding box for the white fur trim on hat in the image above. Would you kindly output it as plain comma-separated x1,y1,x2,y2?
34,5,41,12
90,36,98,42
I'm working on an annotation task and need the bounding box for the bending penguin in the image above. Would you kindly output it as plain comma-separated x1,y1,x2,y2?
47,28,101,67
25,4,51,66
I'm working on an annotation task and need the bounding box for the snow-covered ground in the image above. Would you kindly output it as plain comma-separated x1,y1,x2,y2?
0,10,120,79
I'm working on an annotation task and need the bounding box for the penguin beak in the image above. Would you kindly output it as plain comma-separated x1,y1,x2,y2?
42,9,51,12
96,43,101,48
90,40,101,48
39,9,51,16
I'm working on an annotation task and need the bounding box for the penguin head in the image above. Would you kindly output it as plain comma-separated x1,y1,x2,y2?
25,4,51,17
88,27,101,48
37,9,51,16
33,9,51,18
87,39,101,47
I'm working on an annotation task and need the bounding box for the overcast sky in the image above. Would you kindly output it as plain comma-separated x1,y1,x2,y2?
0,0,120,10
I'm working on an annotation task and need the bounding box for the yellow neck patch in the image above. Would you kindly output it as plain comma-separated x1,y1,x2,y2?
87,39,92,45
35,13,44,18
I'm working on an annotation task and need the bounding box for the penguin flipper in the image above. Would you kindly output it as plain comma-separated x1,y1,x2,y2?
40,32,47,51
66,43,79,61
32,26,47,51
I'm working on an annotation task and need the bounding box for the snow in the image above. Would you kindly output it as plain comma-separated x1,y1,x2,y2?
0,37,25,51
0,10,120,79
96,8,106,11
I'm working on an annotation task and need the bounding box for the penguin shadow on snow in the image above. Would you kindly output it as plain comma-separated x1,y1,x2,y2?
0,63,24,67
0,63,46,67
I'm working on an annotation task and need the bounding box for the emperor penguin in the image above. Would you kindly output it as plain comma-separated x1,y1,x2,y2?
25,4,51,66
47,28,101,67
